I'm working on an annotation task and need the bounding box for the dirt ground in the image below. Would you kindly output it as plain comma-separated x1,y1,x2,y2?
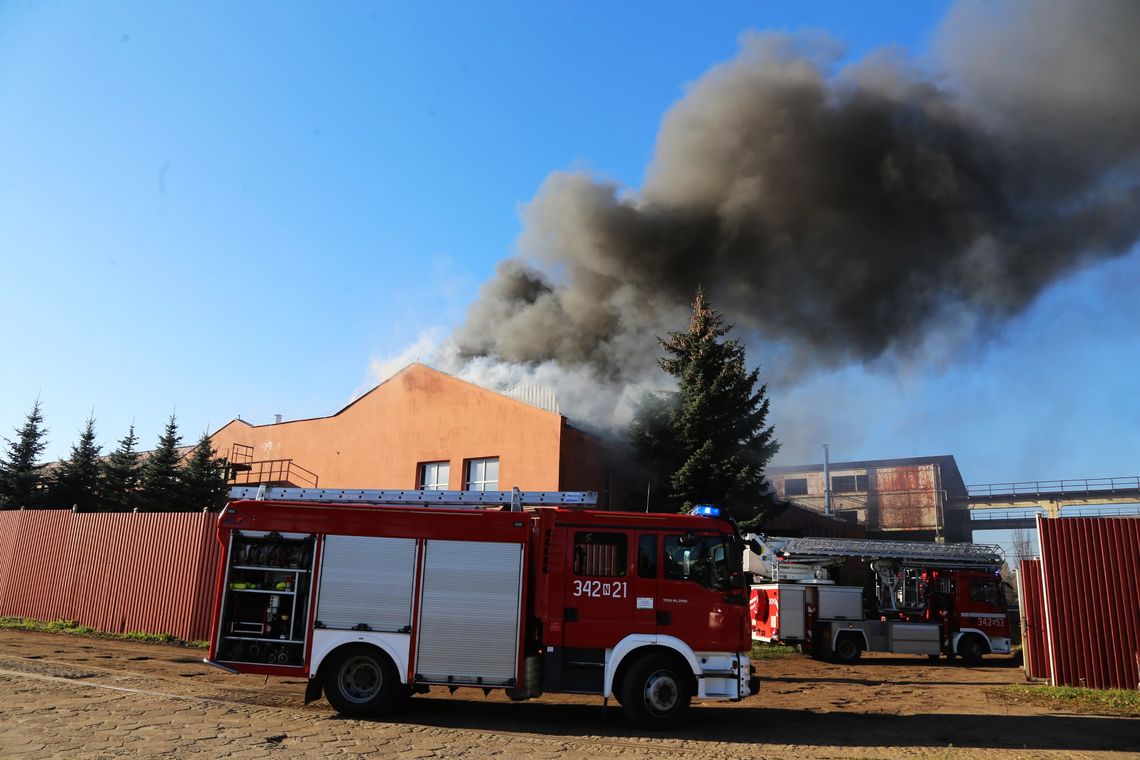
0,629,1136,759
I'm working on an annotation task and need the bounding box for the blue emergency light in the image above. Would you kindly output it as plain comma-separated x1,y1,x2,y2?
691,504,720,517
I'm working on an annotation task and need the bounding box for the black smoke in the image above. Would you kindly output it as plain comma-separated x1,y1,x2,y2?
446,1,1140,423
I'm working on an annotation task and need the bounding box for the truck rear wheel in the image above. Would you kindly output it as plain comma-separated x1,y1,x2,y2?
322,645,401,717
834,635,862,664
619,653,692,729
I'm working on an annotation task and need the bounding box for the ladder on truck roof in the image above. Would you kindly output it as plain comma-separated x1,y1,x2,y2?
772,536,1004,569
227,486,597,512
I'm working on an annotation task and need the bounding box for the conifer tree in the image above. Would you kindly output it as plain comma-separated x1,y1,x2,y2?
181,432,229,512
0,399,49,508
51,415,102,511
102,424,143,512
138,414,183,512
630,289,780,528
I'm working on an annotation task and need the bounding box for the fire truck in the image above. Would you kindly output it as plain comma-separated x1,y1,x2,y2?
744,535,1012,664
205,487,758,728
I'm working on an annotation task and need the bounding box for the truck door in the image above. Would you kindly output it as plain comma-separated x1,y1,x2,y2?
657,532,748,652
547,528,659,694
960,576,1010,640
561,530,637,650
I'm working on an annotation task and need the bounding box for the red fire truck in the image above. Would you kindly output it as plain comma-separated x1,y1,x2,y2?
745,535,1012,664
205,487,758,728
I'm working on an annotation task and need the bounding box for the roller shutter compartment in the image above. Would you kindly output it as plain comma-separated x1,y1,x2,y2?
415,540,524,686
316,536,417,632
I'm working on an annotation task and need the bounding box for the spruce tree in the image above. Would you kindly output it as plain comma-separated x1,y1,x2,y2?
181,432,229,512
630,289,780,528
0,399,49,508
138,414,183,512
102,424,143,512
51,415,102,511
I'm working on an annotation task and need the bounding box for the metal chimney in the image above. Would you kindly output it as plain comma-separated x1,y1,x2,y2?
823,444,832,516
274,414,283,424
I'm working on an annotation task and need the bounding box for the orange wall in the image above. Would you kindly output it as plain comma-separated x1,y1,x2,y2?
559,424,648,510
209,364,566,491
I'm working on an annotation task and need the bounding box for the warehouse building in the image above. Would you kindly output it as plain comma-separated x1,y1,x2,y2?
768,455,970,541
208,363,644,509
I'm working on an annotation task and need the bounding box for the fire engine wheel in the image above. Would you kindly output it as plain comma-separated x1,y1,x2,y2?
619,653,692,729
833,635,862,664
322,645,401,717
958,635,986,666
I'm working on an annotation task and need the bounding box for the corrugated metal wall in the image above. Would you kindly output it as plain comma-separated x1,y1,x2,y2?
0,510,220,641
1020,516,1140,690
875,465,939,530
1017,558,1049,680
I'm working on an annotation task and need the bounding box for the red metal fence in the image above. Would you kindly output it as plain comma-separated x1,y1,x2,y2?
1017,559,1048,680
0,510,220,642
1018,516,1140,690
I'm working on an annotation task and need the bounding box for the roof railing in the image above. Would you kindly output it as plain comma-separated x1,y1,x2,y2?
967,476,1140,499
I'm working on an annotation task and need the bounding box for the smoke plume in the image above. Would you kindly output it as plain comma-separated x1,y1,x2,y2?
436,1,1140,435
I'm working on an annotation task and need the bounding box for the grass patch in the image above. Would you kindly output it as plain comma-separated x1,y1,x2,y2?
995,684,1140,716
751,641,801,659
0,616,207,649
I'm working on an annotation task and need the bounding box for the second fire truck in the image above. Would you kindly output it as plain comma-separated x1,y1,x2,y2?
205,487,759,728
745,535,1012,664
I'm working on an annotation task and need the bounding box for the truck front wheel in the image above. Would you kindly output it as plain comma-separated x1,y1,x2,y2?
957,635,986,666
619,653,692,729
322,645,401,717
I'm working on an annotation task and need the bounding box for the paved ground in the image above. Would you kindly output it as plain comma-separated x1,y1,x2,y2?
0,629,1136,759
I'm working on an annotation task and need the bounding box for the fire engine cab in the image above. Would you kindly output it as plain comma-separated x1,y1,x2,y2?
205,487,759,728
745,535,1012,664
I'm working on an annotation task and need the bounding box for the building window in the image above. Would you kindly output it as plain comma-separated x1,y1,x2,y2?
419,461,449,491
464,457,499,491
831,474,868,493
573,532,627,577
784,478,809,496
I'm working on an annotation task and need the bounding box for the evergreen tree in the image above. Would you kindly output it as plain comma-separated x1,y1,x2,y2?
181,432,229,512
137,414,183,512
0,399,49,508
102,424,143,512
630,289,780,528
51,415,102,511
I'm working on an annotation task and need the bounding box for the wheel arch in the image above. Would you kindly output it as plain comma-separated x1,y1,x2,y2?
309,630,410,683
604,635,700,698
953,628,992,655
830,626,869,652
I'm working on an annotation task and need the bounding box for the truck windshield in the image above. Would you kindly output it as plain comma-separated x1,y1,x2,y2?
664,534,732,591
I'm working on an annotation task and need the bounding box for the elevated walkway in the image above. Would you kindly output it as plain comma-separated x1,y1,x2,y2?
966,476,1140,517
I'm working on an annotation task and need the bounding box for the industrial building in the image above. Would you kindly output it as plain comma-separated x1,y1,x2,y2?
208,363,644,509
206,362,863,536
768,455,971,542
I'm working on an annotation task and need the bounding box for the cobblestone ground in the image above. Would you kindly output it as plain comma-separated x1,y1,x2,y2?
0,630,1136,759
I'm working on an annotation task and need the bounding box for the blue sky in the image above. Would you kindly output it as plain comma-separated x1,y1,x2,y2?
2,0,1137,512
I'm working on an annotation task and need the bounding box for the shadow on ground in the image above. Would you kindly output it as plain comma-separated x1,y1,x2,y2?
368,698,1137,752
